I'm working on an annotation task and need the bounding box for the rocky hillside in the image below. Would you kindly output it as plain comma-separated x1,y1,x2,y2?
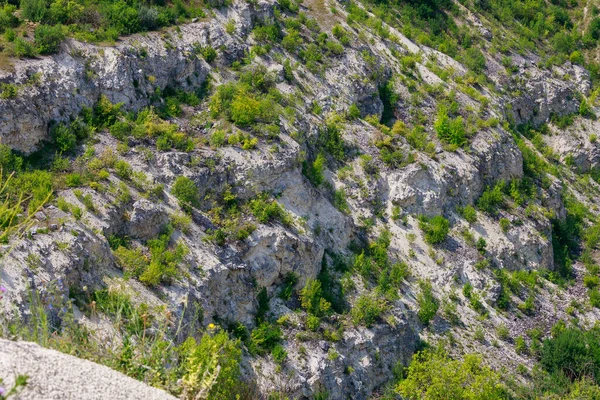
2,0,600,398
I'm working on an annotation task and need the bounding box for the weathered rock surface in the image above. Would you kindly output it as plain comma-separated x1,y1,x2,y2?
0,338,176,400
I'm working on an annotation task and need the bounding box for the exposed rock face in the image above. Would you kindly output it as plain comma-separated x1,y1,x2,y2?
387,127,523,217
0,0,277,154
506,63,590,127
1,0,598,397
128,199,169,240
0,339,177,400
243,225,323,292
251,299,417,399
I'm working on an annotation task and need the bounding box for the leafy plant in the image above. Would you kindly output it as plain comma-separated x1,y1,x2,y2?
419,215,450,244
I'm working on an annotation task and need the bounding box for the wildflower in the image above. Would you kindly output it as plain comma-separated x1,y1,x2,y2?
0,386,6,396
208,323,216,330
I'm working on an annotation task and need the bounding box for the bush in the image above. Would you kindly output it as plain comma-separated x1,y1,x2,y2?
249,195,291,225
396,350,508,399
0,5,19,34
51,123,76,153
282,29,302,52
332,24,350,45
114,246,148,277
210,79,278,127
300,278,331,317
11,37,37,57
460,205,477,223
21,0,46,22
172,176,199,208
417,280,439,325
434,108,467,148
199,46,217,63
419,215,450,244
351,294,387,327
463,47,486,73
139,229,188,286
477,181,504,214
34,24,66,54
540,327,600,384
500,218,510,233
0,83,18,99
302,153,326,186
180,330,243,400
348,103,360,119
249,323,283,355
272,344,287,364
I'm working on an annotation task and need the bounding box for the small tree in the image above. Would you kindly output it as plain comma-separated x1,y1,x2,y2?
34,24,65,54
172,176,199,208
419,215,450,244
300,278,331,317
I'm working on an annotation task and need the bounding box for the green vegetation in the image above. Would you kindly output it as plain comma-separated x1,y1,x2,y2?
248,194,292,226
477,181,505,214
113,226,188,287
397,349,508,400
353,229,409,297
418,215,450,244
351,294,387,327
210,66,281,128
171,176,199,209
434,107,467,149
302,153,326,186
396,324,600,399
416,280,438,325
0,0,205,58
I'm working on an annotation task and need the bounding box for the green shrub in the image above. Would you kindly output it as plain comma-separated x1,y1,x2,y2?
302,153,326,186
417,280,439,325
114,160,132,180
396,350,508,399
463,47,486,73
281,29,302,52
210,130,226,147
200,46,217,63
93,95,123,128
540,327,600,385
419,215,450,244
21,0,46,22
172,176,199,208
300,278,331,317
210,78,278,127
477,181,504,214
0,83,18,99
110,121,133,140
249,195,291,226
515,336,529,355
500,218,511,233
10,37,37,57
0,5,19,34
459,205,477,223
332,24,350,45
139,229,188,286
351,294,387,327
114,246,148,277
348,103,360,119
51,123,76,153
34,24,65,54
249,323,283,355
434,108,466,148
333,188,349,214
180,330,243,400
272,344,287,364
